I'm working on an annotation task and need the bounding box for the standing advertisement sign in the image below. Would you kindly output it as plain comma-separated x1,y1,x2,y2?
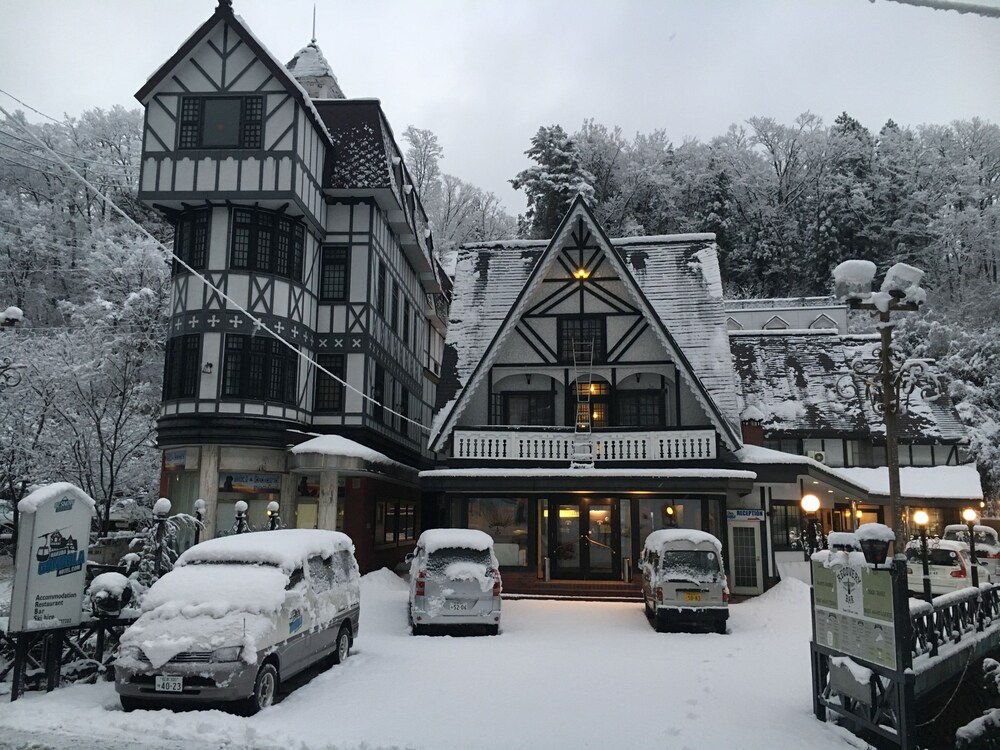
8,482,95,632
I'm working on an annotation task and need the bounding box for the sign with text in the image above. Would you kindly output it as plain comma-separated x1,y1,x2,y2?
8,484,95,633
219,472,281,494
726,509,766,522
812,560,896,670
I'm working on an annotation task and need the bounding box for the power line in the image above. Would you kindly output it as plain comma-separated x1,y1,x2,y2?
0,138,136,173
0,154,75,180
874,0,1000,17
0,97,431,435
0,88,68,126
0,131,138,172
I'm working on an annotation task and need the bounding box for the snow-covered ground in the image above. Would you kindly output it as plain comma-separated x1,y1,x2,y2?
0,570,867,750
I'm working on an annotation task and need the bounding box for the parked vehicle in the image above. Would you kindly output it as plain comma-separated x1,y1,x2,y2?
905,538,991,596
640,529,729,634
115,529,360,714
942,524,1000,579
407,528,502,635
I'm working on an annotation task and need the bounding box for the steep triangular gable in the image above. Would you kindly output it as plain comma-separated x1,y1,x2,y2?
430,196,743,451
134,2,332,147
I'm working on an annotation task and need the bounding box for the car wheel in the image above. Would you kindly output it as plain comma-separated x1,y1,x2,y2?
332,626,351,665
120,696,146,712
715,622,728,635
485,624,499,636
241,662,278,715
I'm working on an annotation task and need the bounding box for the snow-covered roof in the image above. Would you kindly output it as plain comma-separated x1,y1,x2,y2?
417,528,495,553
432,198,742,449
830,465,983,501
287,41,339,81
643,528,723,553
730,330,967,442
17,482,96,514
289,433,402,466
177,529,354,572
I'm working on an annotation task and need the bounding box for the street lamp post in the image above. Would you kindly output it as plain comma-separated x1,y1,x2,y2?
801,493,821,560
963,508,980,589
193,498,206,545
834,261,938,567
913,510,933,604
267,501,281,531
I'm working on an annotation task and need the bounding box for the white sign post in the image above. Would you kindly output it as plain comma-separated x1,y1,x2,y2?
8,483,95,633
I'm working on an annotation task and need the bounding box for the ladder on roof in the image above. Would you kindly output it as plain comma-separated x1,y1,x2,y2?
571,337,595,469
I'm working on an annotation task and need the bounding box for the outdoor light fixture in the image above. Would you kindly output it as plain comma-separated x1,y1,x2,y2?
962,508,978,524
267,500,281,531
573,268,590,279
193,498,207,545
202,362,214,374
800,494,822,559
801,494,820,513
913,510,929,526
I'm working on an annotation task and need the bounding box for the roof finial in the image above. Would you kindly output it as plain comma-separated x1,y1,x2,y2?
311,3,317,44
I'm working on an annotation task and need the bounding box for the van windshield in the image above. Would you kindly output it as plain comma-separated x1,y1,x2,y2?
660,550,722,582
427,547,492,577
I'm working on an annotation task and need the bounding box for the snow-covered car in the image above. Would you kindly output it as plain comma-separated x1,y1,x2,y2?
942,524,1000,579
407,529,502,635
115,529,360,714
640,529,729,634
905,538,991,596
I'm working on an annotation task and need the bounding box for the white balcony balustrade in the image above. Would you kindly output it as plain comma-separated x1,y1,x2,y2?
453,428,717,462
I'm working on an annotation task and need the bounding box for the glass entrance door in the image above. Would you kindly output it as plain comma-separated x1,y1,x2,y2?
548,498,620,580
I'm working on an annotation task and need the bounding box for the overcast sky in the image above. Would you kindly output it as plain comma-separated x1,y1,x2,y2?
2,0,999,213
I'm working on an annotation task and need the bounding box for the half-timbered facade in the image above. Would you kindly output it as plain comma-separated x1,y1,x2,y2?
136,1,448,571
424,197,982,597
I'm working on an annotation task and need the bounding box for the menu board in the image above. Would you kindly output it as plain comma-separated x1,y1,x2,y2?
812,561,896,671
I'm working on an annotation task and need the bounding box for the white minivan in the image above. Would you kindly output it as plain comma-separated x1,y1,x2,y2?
407,528,502,635
640,529,729,634
115,529,360,714
942,524,1000,579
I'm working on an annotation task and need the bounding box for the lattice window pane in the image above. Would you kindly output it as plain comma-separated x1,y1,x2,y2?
242,96,263,149
222,336,244,397
315,353,345,412
231,209,252,268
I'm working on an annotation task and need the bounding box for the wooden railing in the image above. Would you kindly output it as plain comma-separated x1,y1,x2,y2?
910,583,1000,661
453,428,717,462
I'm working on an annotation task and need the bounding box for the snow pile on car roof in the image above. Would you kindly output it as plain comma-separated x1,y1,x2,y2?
643,529,722,552
177,529,354,572
121,563,290,668
418,528,494,553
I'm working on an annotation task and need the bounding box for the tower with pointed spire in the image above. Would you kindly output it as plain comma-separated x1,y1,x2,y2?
286,41,345,100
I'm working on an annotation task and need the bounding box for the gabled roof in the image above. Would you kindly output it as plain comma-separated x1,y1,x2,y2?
730,331,967,442
430,196,743,451
134,2,333,147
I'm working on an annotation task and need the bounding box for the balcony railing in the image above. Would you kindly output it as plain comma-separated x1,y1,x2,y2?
453,427,717,462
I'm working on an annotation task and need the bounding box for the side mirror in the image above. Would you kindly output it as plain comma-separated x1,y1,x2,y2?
404,552,414,563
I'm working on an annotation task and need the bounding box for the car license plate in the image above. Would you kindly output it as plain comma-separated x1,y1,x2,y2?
683,592,702,602
448,600,470,611
155,675,183,692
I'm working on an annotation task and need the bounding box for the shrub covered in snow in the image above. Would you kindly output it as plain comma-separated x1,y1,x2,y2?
955,657,1000,749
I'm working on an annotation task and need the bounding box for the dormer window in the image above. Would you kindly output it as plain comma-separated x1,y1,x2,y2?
179,95,263,150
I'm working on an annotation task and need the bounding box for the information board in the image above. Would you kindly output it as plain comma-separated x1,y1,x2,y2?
8,483,95,632
811,560,896,670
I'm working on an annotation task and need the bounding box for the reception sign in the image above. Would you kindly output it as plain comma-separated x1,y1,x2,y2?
8,483,95,632
812,560,896,670
218,472,282,494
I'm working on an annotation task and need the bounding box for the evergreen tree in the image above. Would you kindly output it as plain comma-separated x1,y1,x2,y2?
510,125,594,238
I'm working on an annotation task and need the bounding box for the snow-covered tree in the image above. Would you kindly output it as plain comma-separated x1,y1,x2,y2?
511,125,594,238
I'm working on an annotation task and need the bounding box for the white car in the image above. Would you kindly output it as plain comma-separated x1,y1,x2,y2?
407,529,502,635
115,529,360,714
905,538,991,596
942,524,1000,579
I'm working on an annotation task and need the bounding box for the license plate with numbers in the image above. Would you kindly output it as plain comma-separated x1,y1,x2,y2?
448,601,470,611
155,675,183,692
683,592,702,602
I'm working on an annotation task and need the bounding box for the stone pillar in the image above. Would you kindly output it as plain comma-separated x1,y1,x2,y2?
199,445,220,540
280,472,297,528
317,470,339,531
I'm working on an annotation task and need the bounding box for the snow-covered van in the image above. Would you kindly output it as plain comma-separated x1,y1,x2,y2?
640,529,729,634
407,529,502,635
115,529,360,714
942,524,1000,578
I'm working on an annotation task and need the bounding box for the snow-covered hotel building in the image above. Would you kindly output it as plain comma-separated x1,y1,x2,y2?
135,1,448,571
140,2,981,594
423,197,982,596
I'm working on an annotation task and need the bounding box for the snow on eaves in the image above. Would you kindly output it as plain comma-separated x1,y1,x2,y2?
421,468,757,480
832,465,983,501
289,433,404,467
